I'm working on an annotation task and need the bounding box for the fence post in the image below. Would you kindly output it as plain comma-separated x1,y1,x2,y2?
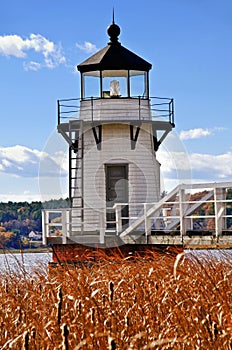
100,210,105,244
62,211,67,244
214,186,226,239
42,210,46,245
179,188,186,237
67,209,71,238
42,210,48,245
144,203,151,241
115,205,122,235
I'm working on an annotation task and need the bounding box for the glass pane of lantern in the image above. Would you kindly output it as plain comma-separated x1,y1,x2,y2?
130,71,146,98
83,72,100,99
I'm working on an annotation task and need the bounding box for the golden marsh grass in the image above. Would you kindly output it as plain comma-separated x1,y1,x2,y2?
0,250,231,349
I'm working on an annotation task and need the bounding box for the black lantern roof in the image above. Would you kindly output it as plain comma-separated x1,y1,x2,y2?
77,20,152,73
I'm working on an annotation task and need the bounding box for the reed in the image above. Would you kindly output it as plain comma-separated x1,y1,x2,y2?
0,250,231,349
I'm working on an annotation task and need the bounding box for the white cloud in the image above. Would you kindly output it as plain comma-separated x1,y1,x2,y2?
159,150,191,173
179,128,211,140
0,192,67,203
0,33,66,70
76,41,97,53
190,152,232,178
0,145,67,178
159,147,232,182
0,34,27,57
23,61,41,71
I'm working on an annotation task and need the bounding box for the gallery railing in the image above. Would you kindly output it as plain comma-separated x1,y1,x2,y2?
57,96,174,125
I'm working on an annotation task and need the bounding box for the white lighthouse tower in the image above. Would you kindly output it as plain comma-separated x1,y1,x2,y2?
43,18,175,260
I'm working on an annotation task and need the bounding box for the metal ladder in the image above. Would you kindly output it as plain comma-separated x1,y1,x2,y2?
69,121,84,235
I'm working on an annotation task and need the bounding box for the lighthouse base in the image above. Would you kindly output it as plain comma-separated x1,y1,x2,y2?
50,243,183,264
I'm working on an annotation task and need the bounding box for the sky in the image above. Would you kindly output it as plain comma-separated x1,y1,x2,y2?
0,0,232,202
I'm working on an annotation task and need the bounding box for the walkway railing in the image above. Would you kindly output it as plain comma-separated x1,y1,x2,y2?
42,182,232,245
57,96,174,125
42,209,71,245
119,182,232,239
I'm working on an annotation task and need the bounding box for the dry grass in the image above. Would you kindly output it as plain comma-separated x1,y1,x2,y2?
0,250,231,349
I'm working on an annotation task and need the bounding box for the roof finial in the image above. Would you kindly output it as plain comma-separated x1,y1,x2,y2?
112,7,115,24
107,9,121,44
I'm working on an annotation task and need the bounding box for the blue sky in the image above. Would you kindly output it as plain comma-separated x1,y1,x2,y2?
0,0,232,202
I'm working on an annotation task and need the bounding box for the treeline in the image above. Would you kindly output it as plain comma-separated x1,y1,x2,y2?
0,198,69,248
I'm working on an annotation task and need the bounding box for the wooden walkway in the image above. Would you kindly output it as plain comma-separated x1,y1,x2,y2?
42,181,232,248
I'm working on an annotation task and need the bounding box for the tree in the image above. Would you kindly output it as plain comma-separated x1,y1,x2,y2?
0,198,69,247
0,231,16,248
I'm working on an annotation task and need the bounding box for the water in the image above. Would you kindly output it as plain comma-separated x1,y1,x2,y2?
0,252,52,274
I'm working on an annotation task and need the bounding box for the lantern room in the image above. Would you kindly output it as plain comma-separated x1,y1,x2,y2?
78,20,151,100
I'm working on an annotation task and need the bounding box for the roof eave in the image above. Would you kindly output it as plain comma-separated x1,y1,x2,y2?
77,43,152,73
77,64,152,73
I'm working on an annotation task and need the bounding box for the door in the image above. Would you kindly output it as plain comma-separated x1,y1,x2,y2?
106,165,129,229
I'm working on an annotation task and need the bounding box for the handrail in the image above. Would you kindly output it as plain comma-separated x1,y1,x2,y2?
57,96,174,125
119,182,232,238
42,182,232,246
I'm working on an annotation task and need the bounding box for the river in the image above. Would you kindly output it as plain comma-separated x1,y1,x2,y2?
0,252,52,274
0,250,231,274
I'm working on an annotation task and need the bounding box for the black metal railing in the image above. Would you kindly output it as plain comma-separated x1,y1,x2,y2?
57,98,80,125
150,97,174,125
57,96,174,125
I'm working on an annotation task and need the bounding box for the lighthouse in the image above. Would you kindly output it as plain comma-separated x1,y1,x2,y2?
43,18,176,260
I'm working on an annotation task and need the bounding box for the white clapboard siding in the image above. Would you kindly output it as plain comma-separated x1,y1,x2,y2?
80,98,151,122
71,120,160,232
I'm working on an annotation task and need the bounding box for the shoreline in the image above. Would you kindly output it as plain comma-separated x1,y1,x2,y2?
0,247,52,254
0,246,231,255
